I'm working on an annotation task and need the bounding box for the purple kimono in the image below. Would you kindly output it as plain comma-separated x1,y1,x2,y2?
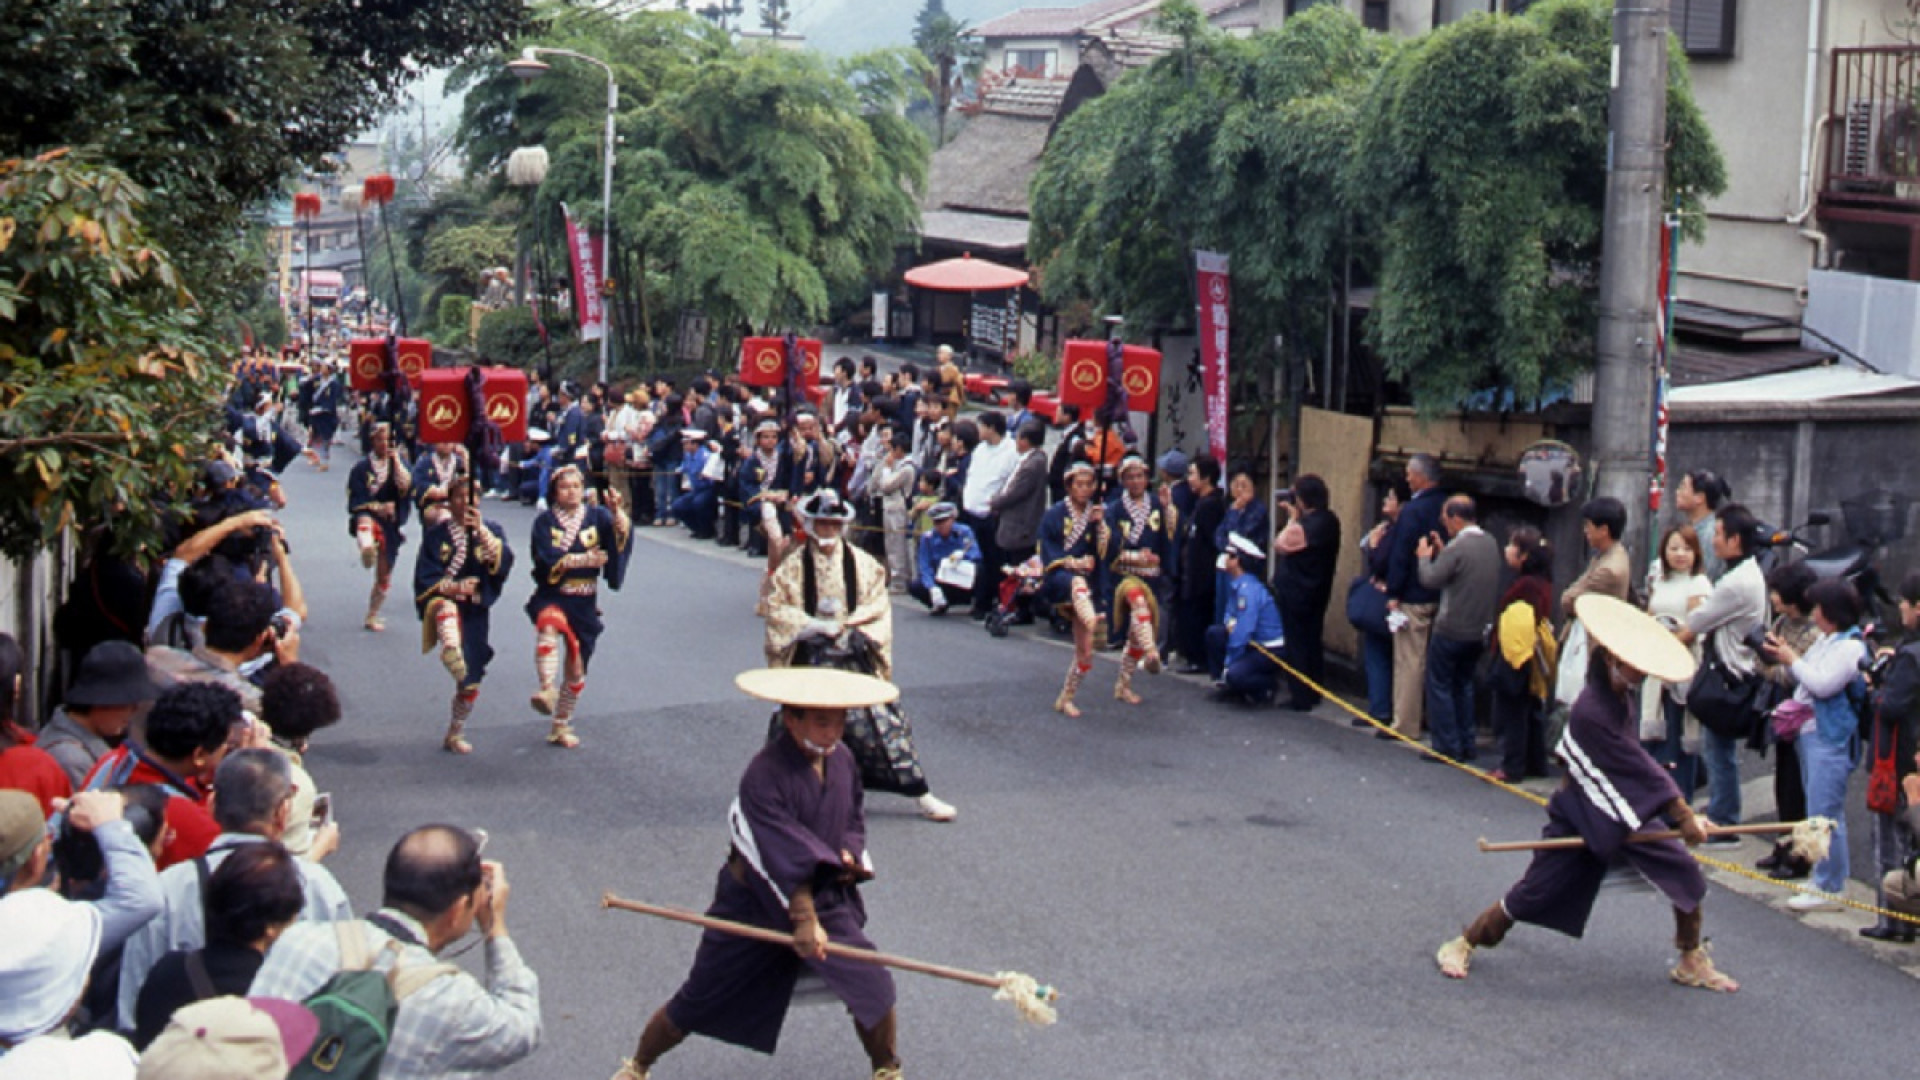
665,734,895,1054
1503,667,1707,938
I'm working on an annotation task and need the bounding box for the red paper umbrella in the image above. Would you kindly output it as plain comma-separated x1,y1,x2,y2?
362,174,396,206
904,253,1030,292
293,192,322,219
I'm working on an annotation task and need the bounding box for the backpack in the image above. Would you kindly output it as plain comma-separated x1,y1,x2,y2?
288,923,455,1080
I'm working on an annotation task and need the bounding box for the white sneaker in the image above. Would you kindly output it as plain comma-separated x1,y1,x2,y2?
916,793,957,822
1786,891,1841,913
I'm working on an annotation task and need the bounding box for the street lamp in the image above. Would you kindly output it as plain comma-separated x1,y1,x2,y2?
508,46,618,384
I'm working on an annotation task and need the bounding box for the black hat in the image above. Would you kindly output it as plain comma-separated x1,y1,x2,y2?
65,641,160,708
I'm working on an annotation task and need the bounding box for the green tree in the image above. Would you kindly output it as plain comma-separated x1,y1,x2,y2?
0,0,531,310
0,151,227,561
460,12,930,368
914,13,982,147
760,0,792,34
1032,4,1389,366
1353,0,1725,410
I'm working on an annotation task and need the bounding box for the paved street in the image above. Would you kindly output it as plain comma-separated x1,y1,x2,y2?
277,457,1913,1079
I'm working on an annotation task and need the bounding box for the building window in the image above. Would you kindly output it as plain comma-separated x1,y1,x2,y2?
1674,0,1734,58
1004,49,1054,77
1362,0,1388,30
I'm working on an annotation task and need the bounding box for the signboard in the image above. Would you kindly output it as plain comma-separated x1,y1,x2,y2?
1055,340,1162,412
1195,250,1231,463
416,367,530,446
738,337,827,404
347,337,429,392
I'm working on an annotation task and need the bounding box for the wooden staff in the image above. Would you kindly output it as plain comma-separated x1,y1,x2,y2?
1477,821,1800,853
601,893,1058,1026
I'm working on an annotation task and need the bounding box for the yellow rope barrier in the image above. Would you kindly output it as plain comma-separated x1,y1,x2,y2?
1245,641,1920,928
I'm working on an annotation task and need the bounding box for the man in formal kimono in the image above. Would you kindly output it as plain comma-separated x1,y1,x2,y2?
1436,595,1739,993
414,473,513,754
614,668,906,1080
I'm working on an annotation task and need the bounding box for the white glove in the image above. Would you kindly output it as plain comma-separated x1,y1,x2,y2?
799,618,842,643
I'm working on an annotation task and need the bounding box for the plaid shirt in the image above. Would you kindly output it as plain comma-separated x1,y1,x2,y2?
248,909,541,1079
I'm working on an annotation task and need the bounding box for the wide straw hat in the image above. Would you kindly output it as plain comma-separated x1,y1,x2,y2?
1574,594,1697,684
735,668,900,709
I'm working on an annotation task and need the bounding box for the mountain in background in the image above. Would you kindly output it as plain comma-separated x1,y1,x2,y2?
794,0,1037,55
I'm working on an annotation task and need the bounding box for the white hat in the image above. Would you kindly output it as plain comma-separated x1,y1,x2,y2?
1574,594,1697,684
0,1030,138,1079
0,890,103,1043
736,668,900,709
1226,533,1265,562
137,996,318,1080
680,428,707,440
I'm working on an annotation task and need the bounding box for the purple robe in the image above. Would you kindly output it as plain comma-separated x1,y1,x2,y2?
664,734,895,1054
1502,667,1707,938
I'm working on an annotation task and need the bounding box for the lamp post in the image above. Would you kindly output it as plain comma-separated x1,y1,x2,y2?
508,46,618,384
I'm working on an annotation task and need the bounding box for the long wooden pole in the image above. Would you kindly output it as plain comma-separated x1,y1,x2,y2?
1477,822,1799,854
601,893,1003,991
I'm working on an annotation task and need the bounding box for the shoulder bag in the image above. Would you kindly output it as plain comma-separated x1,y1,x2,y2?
1688,633,1757,739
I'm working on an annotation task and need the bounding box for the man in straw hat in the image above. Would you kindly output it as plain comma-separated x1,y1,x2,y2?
1435,595,1739,993
614,669,906,1080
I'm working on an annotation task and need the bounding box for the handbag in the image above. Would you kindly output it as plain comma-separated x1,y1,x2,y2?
1689,634,1757,738
1344,575,1389,638
700,448,726,483
1868,710,1901,815
1553,620,1590,708
933,557,977,590
1770,698,1813,742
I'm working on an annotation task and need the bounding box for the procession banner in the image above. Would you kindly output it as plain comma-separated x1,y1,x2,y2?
562,204,606,343
1194,251,1231,463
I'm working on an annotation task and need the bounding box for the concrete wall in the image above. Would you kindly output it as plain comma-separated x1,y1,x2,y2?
0,542,74,728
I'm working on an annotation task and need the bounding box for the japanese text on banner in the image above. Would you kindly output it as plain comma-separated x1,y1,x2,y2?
1194,251,1231,464
562,204,606,343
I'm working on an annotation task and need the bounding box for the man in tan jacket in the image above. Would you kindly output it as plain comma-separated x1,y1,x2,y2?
1562,497,1632,609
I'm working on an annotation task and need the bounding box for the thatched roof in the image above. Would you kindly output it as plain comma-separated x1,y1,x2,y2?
923,79,1071,219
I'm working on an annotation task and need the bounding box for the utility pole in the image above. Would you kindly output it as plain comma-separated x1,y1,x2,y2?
1590,0,1669,577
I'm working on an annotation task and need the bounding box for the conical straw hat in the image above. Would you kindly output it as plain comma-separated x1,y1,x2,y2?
1574,594,1697,684
735,668,899,709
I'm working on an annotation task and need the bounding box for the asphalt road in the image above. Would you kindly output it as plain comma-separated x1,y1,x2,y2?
274,451,1914,1080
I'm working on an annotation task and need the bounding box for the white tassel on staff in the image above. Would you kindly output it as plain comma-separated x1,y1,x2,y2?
507,146,550,188
602,892,1059,1027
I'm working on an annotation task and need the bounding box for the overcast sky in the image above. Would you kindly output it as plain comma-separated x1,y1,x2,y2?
792,0,1037,55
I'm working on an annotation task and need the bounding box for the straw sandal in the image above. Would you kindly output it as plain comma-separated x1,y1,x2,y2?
610,1060,648,1080
442,730,473,755
363,615,385,632
1670,946,1738,993
1435,936,1473,979
546,722,580,749
1052,693,1080,718
529,688,558,716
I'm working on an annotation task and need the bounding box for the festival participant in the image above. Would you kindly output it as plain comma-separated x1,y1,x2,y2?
410,442,469,530
346,423,412,631
764,491,955,822
415,474,514,754
1435,595,1739,993
303,359,344,470
1103,456,1170,705
1039,463,1109,717
525,466,631,749
613,668,907,1080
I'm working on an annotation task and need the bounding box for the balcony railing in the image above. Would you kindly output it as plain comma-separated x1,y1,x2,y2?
1823,46,1920,210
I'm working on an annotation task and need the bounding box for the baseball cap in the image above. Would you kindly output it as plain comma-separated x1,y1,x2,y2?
137,997,319,1080
0,790,43,869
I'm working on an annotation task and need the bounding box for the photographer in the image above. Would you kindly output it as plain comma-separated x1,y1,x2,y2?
1271,475,1341,712
1865,571,1920,940
146,578,298,719
145,510,305,651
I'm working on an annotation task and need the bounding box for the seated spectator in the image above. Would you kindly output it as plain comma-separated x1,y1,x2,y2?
39,640,162,790
671,429,719,540
117,749,352,1032
147,578,297,718
133,843,306,1049
909,503,979,614
81,682,241,868
250,826,542,1077
136,995,317,1080
256,663,341,862
0,634,71,815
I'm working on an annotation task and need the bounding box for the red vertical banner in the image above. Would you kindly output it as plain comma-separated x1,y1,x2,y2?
1194,251,1231,463
1650,214,1677,515
562,204,607,343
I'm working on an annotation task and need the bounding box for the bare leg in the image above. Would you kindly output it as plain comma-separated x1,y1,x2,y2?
855,1008,900,1073
1437,902,1513,979
619,1007,686,1078
1670,906,1738,992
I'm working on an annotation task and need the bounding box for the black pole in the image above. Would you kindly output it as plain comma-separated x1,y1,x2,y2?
379,202,408,334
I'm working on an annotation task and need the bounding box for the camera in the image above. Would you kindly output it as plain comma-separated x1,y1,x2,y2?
1862,649,1896,689
270,612,295,640
1741,626,1770,657
1275,488,1295,505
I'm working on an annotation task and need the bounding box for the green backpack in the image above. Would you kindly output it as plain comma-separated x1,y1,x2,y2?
287,923,455,1080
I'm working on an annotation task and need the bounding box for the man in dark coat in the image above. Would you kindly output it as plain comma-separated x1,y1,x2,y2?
1384,453,1447,738
617,669,905,1080
1175,454,1225,674
1271,474,1342,711
1436,595,1739,993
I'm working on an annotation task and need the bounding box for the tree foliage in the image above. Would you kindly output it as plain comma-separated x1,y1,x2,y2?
1030,0,1726,414
0,0,531,310
0,151,226,561
1354,0,1725,409
458,12,929,366
1031,4,1390,363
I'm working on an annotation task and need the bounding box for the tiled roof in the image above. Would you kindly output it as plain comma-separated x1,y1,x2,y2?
981,77,1072,118
974,0,1260,40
